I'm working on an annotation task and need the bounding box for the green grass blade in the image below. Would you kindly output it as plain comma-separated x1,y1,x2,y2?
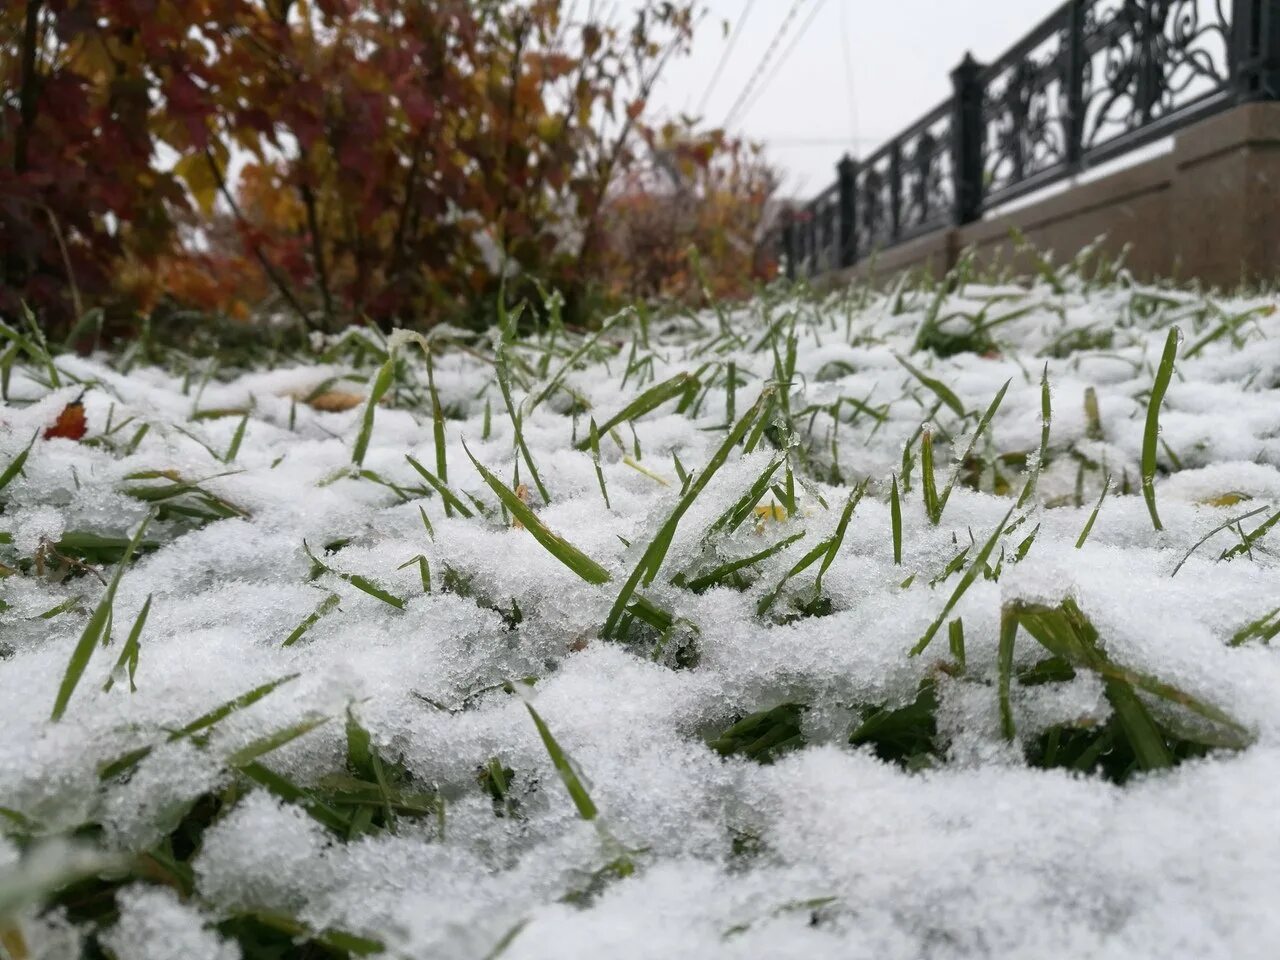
0,432,37,495
1075,475,1112,549
890,473,903,564
572,372,698,451
283,592,341,647
352,355,396,467
51,512,153,721
424,347,452,518
684,532,806,593
705,458,784,539
910,507,1013,657
1142,327,1180,531
897,355,966,418
920,426,940,523
404,454,475,518
998,606,1018,741
465,442,612,585
523,702,597,821
103,594,151,693
603,387,774,639
1017,366,1051,508
589,418,610,509
303,542,406,610
224,413,249,463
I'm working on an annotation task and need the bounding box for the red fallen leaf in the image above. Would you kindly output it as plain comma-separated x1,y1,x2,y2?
45,397,88,441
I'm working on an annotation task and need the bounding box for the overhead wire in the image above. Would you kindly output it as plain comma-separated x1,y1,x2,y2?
721,0,809,129
695,0,758,117
732,0,830,128
840,0,859,155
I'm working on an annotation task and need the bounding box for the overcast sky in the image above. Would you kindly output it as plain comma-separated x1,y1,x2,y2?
643,0,1064,198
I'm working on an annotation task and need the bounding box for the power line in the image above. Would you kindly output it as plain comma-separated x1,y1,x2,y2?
696,0,758,117
721,0,808,129
734,0,830,127
840,0,859,154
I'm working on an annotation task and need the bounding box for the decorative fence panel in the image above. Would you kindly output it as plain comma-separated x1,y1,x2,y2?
783,0,1280,278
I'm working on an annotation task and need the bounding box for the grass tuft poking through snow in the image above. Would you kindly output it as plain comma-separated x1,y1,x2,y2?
4,258,1280,957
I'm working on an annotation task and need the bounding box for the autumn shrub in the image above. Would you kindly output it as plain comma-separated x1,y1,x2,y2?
2,0,777,340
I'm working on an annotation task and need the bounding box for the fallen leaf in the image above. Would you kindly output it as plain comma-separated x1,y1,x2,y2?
45,397,88,441
306,391,365,412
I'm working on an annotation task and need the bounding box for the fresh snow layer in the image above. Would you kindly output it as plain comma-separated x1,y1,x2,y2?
3,279,1280,958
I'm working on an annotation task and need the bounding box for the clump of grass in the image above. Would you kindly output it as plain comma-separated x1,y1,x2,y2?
1000,598,1250,783
709,703,807,764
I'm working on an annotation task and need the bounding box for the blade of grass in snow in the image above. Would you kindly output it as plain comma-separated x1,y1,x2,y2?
523,701,598,821
603,387,773,640
1017,366,1050,507
572,373,698,451
0,432,37,496
465,442,610,585
405,455,475,518
757,488,863,617
1168,506,1268,576
683,532,806,593
998,605,1018,740
1229,605,1280,647
425,345,452,517
97,672,301,780
222,412,249,463
51,512,154,721
1142,327,1180,531
398,554,431,592
911,507,1014,656
813,481,867,594
282,592,342,647
890,474,903,564
1219,506,1280,562
303,541,405,610
1076,474,1112,549
588,419,610,509
352,353,396,467
896,355,966,418
103,594,151,693
920,426,940,523
704,458,784,539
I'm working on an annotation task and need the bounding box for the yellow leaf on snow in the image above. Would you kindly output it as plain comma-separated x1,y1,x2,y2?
1200,492,1253,508
755,503,787,525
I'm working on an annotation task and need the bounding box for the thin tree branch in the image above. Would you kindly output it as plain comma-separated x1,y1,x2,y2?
203,147,316,331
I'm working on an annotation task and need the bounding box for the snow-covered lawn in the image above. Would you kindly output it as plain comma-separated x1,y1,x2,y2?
3,270,1280,958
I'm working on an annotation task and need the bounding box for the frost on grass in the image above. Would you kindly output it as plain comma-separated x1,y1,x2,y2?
4,263,1280,958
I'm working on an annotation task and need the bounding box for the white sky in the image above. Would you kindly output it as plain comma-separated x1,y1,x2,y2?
645,0,1064,198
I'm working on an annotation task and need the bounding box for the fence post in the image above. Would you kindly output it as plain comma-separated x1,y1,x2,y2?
1234,0,1280,102
782,210,797,281
1065,0,1087,167
837,154,858,268
889,141,902,241
950,52,985,226
806,205,818,276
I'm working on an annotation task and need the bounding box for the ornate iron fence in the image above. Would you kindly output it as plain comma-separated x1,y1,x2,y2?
783,0,1280,278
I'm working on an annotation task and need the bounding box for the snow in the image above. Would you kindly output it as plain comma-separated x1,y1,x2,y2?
3,276,1280,957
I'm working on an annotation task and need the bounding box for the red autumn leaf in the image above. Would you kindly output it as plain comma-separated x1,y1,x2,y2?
45,398,88,441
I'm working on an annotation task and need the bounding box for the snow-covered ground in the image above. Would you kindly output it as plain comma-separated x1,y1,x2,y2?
3,272,1280,958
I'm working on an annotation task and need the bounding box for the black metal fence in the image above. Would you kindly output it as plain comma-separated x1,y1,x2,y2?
784,0,1280,278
